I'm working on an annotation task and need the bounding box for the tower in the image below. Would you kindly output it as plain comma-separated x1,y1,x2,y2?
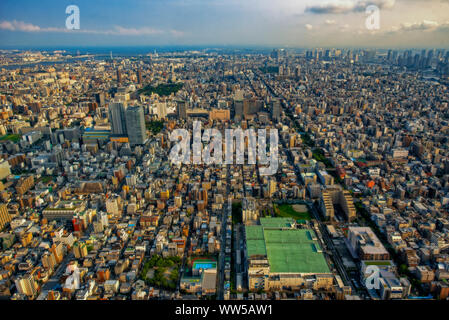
233,90,244,120
116,68,122,85
177,100,187,119
95,92,105,107
271,98,281,122
156,102,167,119
15,274,38,297
125,105,147,145
0,204,11,231
295,65,301,79
109,102,128,135
137,68,142,85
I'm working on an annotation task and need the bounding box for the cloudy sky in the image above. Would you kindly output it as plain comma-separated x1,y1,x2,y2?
0,0,448,48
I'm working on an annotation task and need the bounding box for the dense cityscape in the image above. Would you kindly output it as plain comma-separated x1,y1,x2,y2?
0,47,448,301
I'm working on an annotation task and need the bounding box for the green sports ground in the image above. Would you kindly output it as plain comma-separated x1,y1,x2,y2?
246,217,330,274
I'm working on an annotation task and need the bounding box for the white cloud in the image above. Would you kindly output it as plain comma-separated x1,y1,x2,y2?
306,0,395,14
0,21,14,31
401,20,438,31
387,20,449,33
169,29,185,37
340,23,351,31
0,20,184,37
111,26,164,36
0,20,41,32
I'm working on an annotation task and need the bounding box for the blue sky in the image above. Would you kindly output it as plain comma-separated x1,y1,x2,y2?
1,0,449,48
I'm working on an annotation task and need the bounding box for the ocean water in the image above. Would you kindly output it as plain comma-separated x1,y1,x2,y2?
0,45,299,70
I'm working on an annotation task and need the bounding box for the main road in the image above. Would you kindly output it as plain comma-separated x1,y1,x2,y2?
253,69,355,291
217,166,230,300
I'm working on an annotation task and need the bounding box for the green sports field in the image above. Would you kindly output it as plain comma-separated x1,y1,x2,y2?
0,134,21,143
273,203,312,220
246,218,330,274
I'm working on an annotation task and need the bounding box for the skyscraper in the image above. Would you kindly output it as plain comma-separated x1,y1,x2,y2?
137,68,143,85
233,90,244,120
109,102,128,135
15,274,38,297
0,160,11,180
268,179,277,197
271,98,281,122
125,105,147,145
117,68,122,85
156,102,167,119
177,100,187,119
95,92,105,107
0,204,11,231
294,65,301,79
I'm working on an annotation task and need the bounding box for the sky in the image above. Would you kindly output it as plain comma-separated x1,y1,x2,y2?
0,0,448,49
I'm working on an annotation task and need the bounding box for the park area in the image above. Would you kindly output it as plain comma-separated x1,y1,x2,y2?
0,134,21,143
140,255,181,290
146,120,164,135
273,203,311,221
138,83,183,97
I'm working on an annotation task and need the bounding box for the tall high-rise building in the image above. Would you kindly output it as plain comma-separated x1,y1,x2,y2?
156,102,167,119
125,105,147,145
73,241,88,258
117,68,122,85
278,65,284,76
0,204,11,231
109,102,128,135
234,100,243,120
233,90,244,120
15,274,38,297
106,197,121,216
268,179,277,197
294,65,301,79
41,251,57,270
50,243,64,263
177,100,187,119
95,92,105,107
137,68,143,85
271,98,281,122
0,160,11,180
243,98,262,118
97,211,109,227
